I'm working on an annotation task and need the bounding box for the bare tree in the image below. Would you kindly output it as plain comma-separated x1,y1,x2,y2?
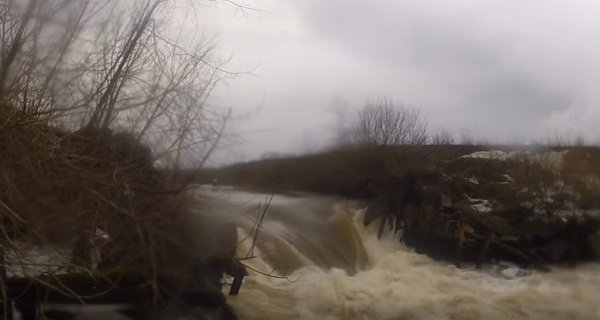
0,0,230,169
538,129,588,147
431,127,455,145
0,0,237,311
351,99,428,146
458,127,475,145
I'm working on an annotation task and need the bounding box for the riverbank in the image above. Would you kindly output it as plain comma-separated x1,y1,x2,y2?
0,118,239,319
195,145,600,267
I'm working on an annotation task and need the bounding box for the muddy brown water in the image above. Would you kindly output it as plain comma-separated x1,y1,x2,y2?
204,187,600,320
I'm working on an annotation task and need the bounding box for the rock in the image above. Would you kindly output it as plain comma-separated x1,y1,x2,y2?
364,198,388,226
589,232,600,258
539,239,569,262
476,214,519,237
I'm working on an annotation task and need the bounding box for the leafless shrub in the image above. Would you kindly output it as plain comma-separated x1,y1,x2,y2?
458,127,475,145
431,127,455,145
351,99,428,146
1,0,229,168
538,130,588,147
0,0,235,311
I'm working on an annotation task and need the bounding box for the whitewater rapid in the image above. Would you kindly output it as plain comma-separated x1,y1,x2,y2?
202,188,600,320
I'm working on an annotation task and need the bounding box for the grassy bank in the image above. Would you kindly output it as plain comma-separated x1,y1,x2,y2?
194,145,600,267
195,145,479,196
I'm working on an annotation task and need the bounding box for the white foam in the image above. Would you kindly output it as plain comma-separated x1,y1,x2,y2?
221,191,600,320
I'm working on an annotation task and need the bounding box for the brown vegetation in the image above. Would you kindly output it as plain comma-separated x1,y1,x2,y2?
350,99,428,146
0,112,240,319
0,0,237,318
206,145,477,195
204,145,600,267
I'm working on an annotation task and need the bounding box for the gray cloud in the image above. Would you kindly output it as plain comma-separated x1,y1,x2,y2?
200,0,600,163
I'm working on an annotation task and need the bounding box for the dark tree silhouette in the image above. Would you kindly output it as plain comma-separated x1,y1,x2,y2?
351,99,428,145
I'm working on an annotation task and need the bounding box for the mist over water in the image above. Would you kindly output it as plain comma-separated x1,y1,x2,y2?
205,189,600,320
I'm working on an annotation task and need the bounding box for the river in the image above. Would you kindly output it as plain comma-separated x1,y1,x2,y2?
201,187,600,320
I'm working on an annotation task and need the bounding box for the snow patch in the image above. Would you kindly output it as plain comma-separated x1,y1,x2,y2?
462,150,509,160
467,197,493,214
467,176,479,184
461,150,568,173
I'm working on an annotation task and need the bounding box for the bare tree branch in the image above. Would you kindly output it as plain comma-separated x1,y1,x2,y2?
351,99,428,146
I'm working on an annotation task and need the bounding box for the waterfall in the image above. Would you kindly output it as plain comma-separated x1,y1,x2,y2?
205,189,600,320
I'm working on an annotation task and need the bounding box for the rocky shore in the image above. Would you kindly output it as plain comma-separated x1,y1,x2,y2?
364,148,600,267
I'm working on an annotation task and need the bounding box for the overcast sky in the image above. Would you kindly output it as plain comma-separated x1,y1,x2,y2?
194,0,600,164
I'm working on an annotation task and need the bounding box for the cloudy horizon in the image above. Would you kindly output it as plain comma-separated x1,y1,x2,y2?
195,1,600,164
